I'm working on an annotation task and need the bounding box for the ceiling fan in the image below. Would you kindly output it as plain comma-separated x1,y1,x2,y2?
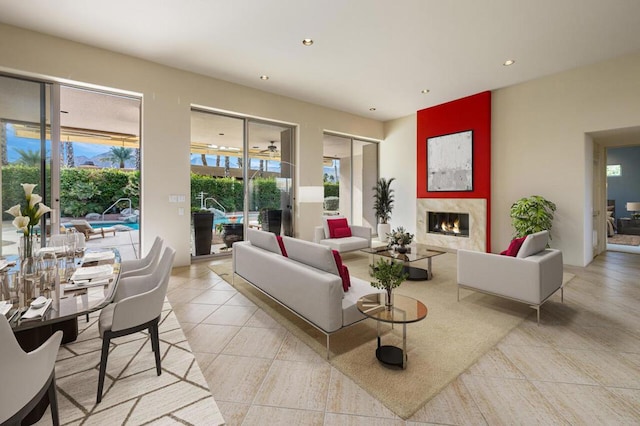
259,141,280,158
260,141,279,154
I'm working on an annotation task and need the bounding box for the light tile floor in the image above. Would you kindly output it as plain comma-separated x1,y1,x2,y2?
168,251,640,425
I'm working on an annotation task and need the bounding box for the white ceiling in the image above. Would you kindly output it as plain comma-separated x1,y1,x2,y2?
2,0,640,122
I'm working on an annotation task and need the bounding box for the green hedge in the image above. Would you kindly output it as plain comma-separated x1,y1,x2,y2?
324,182,339,197
2,166,281,221
2,165,139,220
190,173,281,212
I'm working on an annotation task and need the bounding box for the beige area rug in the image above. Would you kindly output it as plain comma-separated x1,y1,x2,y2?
48,300,224,425
608,233,640,246
211,252,575,419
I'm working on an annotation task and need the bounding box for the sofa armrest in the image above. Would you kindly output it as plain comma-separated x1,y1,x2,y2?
350,225,371,245
314,226,326,243
458,249,562,304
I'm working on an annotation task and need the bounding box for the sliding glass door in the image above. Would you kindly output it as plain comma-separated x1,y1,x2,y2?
322,133,378,229
190,109,295,257
0,75,51,256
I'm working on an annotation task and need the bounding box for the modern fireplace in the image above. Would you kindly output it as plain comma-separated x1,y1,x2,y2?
428,211,470,237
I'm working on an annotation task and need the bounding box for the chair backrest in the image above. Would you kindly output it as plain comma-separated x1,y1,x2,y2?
70,220,94,232
120,236,163,278
111,247,176,332
0,316,62,423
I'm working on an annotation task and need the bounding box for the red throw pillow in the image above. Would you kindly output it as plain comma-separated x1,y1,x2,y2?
342,265,351,288
333,226,352,238
332,250,350,291
276,235,288,257
500,236,526,257
327,218,350,238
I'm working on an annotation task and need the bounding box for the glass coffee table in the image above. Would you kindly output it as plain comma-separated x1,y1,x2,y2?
361,243,445,280
357,293,427,369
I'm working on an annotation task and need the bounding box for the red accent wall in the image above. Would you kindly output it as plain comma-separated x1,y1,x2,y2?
416,91,491,251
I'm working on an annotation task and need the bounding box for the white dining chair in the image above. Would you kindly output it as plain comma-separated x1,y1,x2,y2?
120,236,163,279
0,316,63,425
96,246,175,403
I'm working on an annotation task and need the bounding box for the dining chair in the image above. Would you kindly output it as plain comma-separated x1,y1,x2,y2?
0,316,63,425
96,246,176,403
120,236,163,279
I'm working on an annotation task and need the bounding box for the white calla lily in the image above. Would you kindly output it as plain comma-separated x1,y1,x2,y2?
5,204,21,217
21,183,37,198
12,216,30,233
29,193,43,208
34,203,52,219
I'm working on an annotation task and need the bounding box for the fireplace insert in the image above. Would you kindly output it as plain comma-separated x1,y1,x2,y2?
428,211,469,237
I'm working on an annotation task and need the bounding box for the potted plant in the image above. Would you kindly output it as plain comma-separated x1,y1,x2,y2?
509,195,557,240
260,208,282,235
373,177,395,242
369,258,408,309
192,209,214,255
387,226,414,253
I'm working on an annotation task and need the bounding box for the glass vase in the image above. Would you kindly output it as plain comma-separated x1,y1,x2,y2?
385,287,393,310
20,255,44,307
18,234,40,261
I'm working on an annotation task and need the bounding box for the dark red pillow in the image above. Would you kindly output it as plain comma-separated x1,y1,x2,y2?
333,226,352,238
327,218,350,238
500,236,526,257
332,249,350,291
276,235,288,257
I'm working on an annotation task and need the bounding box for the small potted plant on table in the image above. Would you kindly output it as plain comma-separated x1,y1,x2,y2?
387,226,414,254
370,258,408,310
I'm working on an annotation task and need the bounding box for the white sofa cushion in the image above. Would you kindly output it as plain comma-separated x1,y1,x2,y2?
247,228,281,254
317,236,370,253
282,236,339,275
341,276,380,326
517,230,549,258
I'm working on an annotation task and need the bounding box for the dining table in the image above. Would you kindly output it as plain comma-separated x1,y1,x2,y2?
1,247,122,424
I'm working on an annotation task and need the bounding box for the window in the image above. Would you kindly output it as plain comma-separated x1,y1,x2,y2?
607,164,621,176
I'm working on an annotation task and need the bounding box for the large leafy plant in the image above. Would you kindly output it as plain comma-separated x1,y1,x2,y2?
509,195,557,239
373,177,395,224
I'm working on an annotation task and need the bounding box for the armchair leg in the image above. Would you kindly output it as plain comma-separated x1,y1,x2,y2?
97,333,111,403
48,374,60,426
149,318,162,376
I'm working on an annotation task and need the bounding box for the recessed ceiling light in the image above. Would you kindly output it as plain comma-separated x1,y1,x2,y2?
60,110,69,114
260,75,269,80
421,89,430,94
208,144,218,148
369,107,376,111
218,133,224,136
503,59,515,66
302,38,314,46
252,146,259,149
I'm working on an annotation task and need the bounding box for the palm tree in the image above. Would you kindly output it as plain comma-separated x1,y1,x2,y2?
14,148,41,167
103,146,133,168
1,121,7,166
201,154,208,166
65,141,75,167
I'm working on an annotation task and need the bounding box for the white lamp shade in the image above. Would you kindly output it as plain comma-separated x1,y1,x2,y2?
626,202,640,211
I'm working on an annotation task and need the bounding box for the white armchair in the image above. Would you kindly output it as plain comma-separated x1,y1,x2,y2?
457,231,563,324
314,216,371,253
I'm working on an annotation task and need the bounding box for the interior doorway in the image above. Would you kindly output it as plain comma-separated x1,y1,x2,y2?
590,126,640,256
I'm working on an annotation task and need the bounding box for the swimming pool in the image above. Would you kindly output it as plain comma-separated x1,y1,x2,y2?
63,221,139,231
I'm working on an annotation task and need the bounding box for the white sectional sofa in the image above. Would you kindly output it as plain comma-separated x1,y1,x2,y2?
457,230,564,324
233,228,380,357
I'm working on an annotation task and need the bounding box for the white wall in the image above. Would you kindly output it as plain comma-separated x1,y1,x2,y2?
0,24,383,266
381,115,417,233
383,51,640,266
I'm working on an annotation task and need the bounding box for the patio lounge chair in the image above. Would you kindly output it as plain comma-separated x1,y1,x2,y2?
70,220,117,241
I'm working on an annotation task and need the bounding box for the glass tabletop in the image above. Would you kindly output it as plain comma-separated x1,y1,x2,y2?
1,248,121,331
357,293,428,324
360,243,445,263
